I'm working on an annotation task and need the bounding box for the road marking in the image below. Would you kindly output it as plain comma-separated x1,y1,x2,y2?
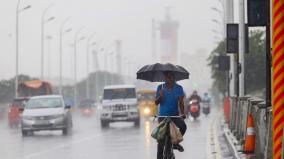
22,132,108,159
206,114,222,159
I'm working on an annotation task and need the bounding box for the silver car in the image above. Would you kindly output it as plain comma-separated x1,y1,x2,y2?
21,95,72,136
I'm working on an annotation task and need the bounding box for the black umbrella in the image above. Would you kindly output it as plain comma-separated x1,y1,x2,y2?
136,63,189,82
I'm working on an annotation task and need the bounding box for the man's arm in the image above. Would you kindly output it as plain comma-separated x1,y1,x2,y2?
178,96,186,119
155,96,161,105
155,90,163,105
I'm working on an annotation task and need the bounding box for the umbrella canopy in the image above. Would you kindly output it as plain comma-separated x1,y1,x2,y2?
136,63,189,82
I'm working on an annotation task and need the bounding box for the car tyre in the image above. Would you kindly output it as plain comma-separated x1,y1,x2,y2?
101,120,109,128
22,129,28,136
62,128,68,135
134,118,140,127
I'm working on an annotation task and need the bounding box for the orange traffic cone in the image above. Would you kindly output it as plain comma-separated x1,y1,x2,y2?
244,113,255,153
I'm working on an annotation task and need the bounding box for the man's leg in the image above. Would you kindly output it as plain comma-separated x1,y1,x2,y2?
157,141,164,159
157,117,165,159
172,118,187,135
171,118,187,152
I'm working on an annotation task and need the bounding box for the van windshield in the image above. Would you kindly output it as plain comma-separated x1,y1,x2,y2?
138,93,155,101
103,88,136,100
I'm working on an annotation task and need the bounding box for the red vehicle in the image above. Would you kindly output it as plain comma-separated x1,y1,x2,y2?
188,99,200,119
79,99,95,117
8,97,29,127
8,80,52,127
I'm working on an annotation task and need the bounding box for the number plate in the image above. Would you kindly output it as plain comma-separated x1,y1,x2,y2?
35,120,49,125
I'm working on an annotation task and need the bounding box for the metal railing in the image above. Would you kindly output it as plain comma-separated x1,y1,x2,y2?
227,96,272,159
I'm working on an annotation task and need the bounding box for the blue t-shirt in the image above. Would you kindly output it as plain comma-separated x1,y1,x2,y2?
156,83,184,116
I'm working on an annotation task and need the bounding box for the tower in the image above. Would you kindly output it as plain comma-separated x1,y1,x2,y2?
159,7,179,64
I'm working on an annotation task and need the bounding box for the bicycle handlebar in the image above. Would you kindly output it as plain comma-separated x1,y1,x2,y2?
154,115,182,118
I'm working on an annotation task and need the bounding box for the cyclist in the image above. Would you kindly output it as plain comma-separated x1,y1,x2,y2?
155,71,187,159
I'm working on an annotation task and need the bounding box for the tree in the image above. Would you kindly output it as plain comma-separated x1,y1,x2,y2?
244,31,266,94
0,75,38,103
0,72,126,104
208,40,227,96
208,30,266,97
60,71,125,104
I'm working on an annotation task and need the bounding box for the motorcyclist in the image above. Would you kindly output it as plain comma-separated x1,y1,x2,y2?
202,92,211,103
188,90,202,103
187,90,202,112
155,71,187,159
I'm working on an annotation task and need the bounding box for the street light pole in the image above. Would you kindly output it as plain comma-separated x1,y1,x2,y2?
92,50,99,101
74,27,85,107
108,52,115,84
15,0,20,98
59,17,71,95
86,34,95,99
41,4,54,80
15,0,31,98
239,0,245,96
46,35,52,80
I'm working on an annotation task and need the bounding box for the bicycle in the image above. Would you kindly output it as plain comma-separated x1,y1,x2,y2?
154,115,182,159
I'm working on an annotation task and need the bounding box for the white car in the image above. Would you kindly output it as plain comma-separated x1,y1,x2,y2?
21,95,72,136
100,85,140,127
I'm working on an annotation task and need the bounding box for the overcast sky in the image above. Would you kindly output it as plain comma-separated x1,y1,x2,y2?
0,0,230,89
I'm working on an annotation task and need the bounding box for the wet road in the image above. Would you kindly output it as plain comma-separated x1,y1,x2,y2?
0,108,219,159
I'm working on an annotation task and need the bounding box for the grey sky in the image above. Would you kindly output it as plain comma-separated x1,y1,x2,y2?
0,0,225,89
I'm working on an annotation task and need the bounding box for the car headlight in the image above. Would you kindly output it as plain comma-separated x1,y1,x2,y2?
143,107,151,115
23,116,35,120
103,106,112,111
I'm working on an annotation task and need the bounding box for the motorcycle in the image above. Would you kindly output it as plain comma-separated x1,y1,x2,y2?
188,99,200,119
80,107,94,117
202,102,210,116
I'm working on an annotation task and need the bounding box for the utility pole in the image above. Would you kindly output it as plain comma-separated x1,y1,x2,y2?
41,4,54,80
59,17,71,95
46,35,52,80
115,40,122,76
225,0,236,97
15,0,31,98
74,27,85,107
239,0,245,97
86,33,95,99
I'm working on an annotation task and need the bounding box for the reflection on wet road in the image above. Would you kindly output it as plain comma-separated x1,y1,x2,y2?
0,108,218,159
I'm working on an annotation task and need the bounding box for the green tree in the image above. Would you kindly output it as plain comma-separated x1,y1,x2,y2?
208,30,266,97
208,40,227,96
244,31,266,94
61,71,125,104
0,72,126,104
0,75,38,103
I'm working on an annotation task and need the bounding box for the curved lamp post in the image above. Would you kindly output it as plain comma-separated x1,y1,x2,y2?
41,4,55,80
86,33,96,99
74,27,85,107
15,0,31,97
59,17,71,95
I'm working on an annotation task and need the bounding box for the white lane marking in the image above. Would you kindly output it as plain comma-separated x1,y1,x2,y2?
213,116,222,159
206,118,214,159
206,114,222,159
22,133,107,159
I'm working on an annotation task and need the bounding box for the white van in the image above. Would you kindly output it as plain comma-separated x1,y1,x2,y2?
100,85,140,127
